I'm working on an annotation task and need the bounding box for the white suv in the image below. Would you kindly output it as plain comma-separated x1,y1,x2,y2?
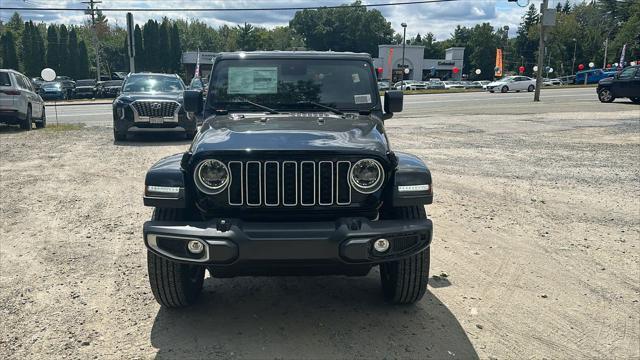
0,69,46,130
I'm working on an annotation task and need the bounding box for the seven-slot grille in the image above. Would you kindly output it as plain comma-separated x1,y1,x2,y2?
131,101,179,118
225,160,353,207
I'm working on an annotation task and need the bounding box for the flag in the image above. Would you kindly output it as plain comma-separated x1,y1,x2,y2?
619,44,627,68
495,49,503,77
194,49,201,78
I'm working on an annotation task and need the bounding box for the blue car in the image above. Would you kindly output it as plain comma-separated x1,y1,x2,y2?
574,69,617,84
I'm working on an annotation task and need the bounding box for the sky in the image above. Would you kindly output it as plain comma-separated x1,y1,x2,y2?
0,0,557,41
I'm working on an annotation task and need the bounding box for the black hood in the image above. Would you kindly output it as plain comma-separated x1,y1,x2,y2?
191,113,389,157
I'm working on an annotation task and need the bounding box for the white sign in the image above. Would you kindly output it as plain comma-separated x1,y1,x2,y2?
548,68,554,73
533,65,539,72
475,69,481,75
41,68,56,82
403,68,410,74
588,62,595,68
227,67,278,94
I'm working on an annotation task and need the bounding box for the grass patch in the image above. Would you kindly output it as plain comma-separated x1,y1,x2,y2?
43,123,85,132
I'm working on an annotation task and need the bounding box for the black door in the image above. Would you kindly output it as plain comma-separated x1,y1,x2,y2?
611,67,638,98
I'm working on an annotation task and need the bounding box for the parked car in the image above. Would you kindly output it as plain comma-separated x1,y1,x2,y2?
486,76,536,93
559,75,575,85
98,80,123,98
31,77,44,92
54,76,76,98
596,65,640,104
377,80,390,91
474,80,491,89
0,69,46,130
427,79,445,89
462,81,482,89
73,79,97,99
443,81,465,89
574,69,617,84
142,51,434,308
112,73,196,141
39,81,68,100
393,80,426,90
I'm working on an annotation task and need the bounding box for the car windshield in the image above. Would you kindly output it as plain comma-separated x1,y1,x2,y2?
42,82,62,89
76,80,96,86
123,76,183,93
208,58,378,112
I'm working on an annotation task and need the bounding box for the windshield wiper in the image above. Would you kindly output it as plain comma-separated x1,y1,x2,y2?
235,98,279,114
296,101,343,115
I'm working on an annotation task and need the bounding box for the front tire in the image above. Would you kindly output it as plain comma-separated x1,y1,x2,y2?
379,206,430,304
501,85,509,93
148,208,205,308
113,126,126,141
20,106,32,131
598,88,615,103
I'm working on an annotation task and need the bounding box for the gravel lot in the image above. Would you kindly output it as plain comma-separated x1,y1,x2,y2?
1,103,639,359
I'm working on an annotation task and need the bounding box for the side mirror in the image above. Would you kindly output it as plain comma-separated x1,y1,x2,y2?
384,90,403,115
183,90,203,114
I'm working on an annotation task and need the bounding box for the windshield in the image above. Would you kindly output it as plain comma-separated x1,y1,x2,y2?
42,82,62,89
122,76,183,93
103,80,123,87
208,58,378,112
76,80,96,86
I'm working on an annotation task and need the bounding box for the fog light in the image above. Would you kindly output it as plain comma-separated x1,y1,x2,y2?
187,240,204,254
373,238,390,253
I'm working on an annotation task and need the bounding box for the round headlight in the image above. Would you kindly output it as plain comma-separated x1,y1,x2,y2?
350,159,384,194
195,159,229,194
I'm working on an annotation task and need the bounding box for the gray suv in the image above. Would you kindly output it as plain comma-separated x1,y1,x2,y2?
0,69,46,130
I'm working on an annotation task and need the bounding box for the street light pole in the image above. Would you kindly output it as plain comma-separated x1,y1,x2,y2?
401,22,407,89
534,0,548,102
571,38,577,75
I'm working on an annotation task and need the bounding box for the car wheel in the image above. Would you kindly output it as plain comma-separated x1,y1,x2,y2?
148,208,205,308
598,88,615,103
379,206,430,304
35,106,46,129
630,97,640,104
501,86,509,93
489,90,494,93
20,105,32,131
527,85,535,92
113,126,126,141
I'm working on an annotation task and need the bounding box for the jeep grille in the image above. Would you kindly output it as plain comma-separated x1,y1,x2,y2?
226,160,352,207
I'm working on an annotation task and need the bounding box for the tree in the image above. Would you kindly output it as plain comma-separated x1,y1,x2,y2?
68,28,79,79
134,24,144,71
58,25,69,75
290,1,394,55
159,19,170,71
514,4,539,75
1,32,19,70
77,40,90,79
46,25,59,70
421,33,443,59
562,1,572,14
142,20,159,71
237,23,257,51
169,23,181,73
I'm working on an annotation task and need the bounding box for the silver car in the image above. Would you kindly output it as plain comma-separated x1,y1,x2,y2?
0,69,46,130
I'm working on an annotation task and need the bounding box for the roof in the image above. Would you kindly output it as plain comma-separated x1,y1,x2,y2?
128,72,180,77
215,51,373,61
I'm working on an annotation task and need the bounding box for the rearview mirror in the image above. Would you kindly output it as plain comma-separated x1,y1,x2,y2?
184,90,203,114
384,90,403,116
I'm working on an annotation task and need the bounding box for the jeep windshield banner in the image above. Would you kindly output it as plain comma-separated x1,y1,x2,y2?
228,67,278,94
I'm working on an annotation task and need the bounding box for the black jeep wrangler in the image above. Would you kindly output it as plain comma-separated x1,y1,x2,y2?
142,51,434,307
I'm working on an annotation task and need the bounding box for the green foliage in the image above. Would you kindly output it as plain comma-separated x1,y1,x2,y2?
68,29,79,78
169,24,181,73
58,25,69,76
290,1,394,55
134,25,144,71
77,40,90,79
1,31,19,69
46,25,58,70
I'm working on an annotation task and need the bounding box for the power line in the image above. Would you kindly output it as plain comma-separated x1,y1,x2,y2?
2,0,459,12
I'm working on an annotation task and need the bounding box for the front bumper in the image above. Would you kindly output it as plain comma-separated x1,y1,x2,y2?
143,217,432,267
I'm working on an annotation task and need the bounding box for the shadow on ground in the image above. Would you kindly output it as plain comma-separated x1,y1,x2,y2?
150,271,477,359
113,133,192,147
0,124,27,134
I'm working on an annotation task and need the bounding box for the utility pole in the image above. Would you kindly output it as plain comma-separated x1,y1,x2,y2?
533,0,549,102
401,22,407,88
83,0,102,81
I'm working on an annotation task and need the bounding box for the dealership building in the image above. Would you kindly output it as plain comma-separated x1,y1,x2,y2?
373,45,465,82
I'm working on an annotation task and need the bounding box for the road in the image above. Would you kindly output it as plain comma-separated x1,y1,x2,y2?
44,87,638,126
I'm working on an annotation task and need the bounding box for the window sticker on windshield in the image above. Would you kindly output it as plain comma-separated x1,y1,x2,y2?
354,94,371,104
228,67,278,94
352,73,360,83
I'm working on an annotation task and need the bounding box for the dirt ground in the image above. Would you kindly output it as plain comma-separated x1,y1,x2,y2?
1,107,639,359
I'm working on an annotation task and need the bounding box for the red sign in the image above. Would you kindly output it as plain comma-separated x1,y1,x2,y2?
578,64,584,70
518,66,525,73
452,67,460,74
